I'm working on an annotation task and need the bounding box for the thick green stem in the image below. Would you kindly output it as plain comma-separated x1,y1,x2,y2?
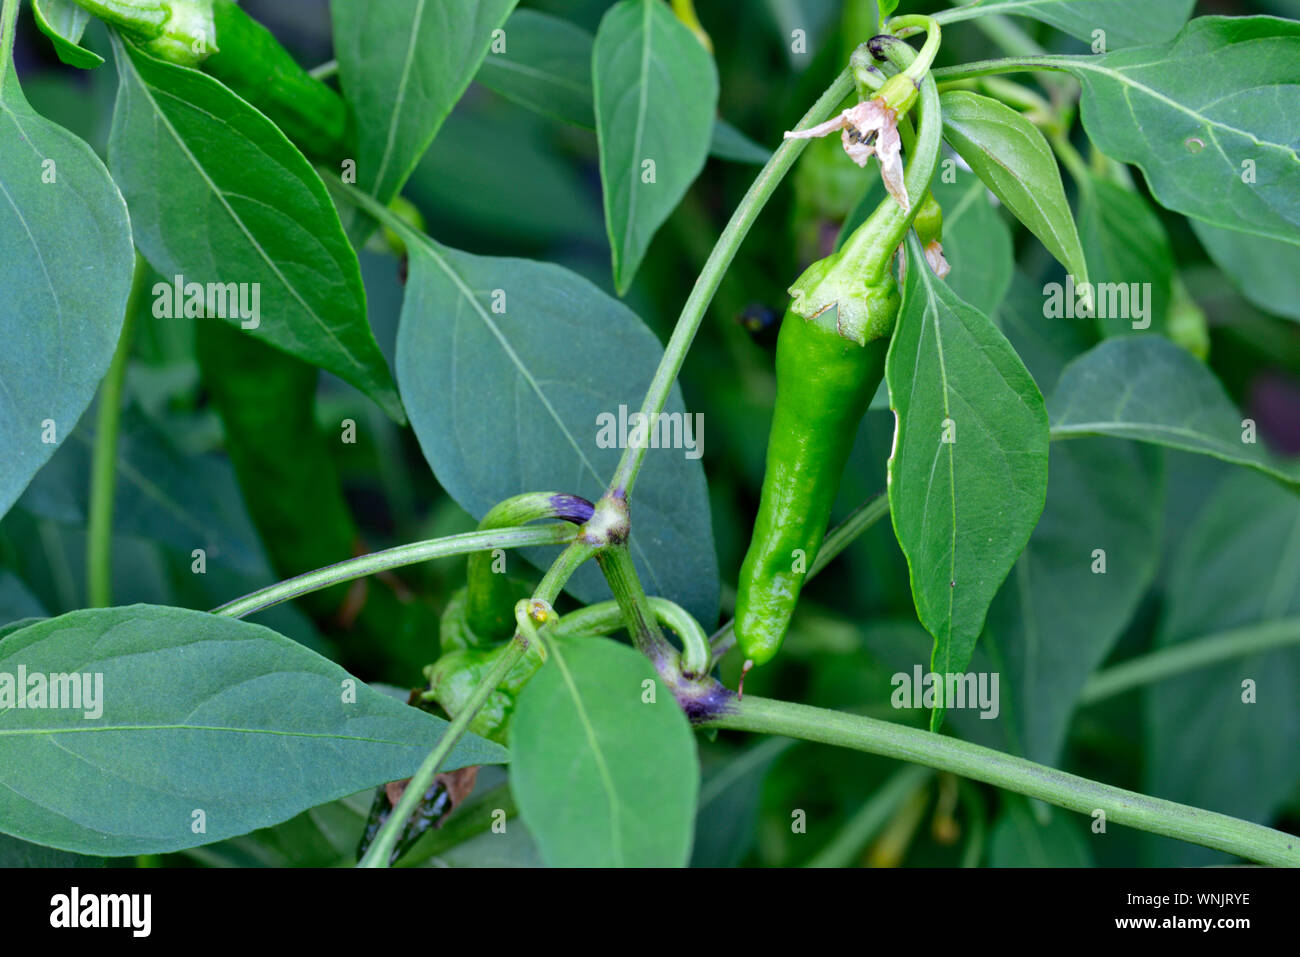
534,540,599,605
211,525,576,618
553,596,711,677
596,545,674,664
606,67,856,497
87,254,146,608
704,696,1300,866
1080,617,1300,706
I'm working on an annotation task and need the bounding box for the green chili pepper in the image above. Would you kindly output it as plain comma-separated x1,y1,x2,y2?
734,34,942,669
201,0,348,160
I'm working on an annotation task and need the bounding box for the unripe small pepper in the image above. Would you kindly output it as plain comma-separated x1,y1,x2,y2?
734,33,942,670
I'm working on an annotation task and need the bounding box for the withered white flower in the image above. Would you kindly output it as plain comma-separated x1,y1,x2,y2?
923,240,950,279
784,99,909,211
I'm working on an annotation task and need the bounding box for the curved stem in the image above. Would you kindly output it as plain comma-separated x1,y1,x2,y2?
711,492,889,663
1080,617,1300,706
606,66,856,497
704,696,1300,866
211,525,576,618
553,596,711,677
87,254,146,608
886,14,941,82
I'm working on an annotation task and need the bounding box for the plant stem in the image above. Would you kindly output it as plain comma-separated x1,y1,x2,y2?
704,696,1300,866
931,55,1074,84
358,636,528,868
534,540,599,605
805,764,932,867
308,58,338,80
552,596,711,676
606,66,856,497
211,525,576,618
596,544,674,663
87,254,146,608
1080,617,1300,706
710,492,889,663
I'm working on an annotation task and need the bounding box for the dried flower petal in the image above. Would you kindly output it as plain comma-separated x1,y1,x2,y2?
784,98,909,211
924,240,950,279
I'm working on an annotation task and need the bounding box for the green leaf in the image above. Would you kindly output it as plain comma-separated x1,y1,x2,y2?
1145,471,1300,865
886,233,1050,728
395,241,719,628
1048,337,1300,487
474,8,766,166
0,64,134,520
1063,17,1300,246
107,36,403,421
931,170,1013,318
476,8,594,128
593,0,718,293
983,439,1163,765
998,270,1096,396
940,0,1194,49
1078,177,1174,339
691,737,791,867
0,833,106,867
1191,219,1300,322
988,796,1092,866
0,605,505,856
32,0,103,69
331,0,519,207
709,119,770,165
509,636,698,866
940,91,1089,292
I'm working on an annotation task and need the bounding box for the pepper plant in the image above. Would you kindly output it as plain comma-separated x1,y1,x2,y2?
1,0,1298,869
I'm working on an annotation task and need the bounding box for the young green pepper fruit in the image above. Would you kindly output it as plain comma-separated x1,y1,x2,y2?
734,34,941,671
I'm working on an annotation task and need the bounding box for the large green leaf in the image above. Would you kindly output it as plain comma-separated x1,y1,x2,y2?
938,0,1195,49
593,0,718,293
0,64,133,520
0,605,504,856
1061,17,1300,246
1077,176,1174,339
1191,219,1300,322
940,91,1089,292
1145,471,1300,866
509,636,698,866
395,240,719,628
107,36,403,421
331,0,519,208
1048,336,1300,487
886,234,1050,728
983,439,1163,765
